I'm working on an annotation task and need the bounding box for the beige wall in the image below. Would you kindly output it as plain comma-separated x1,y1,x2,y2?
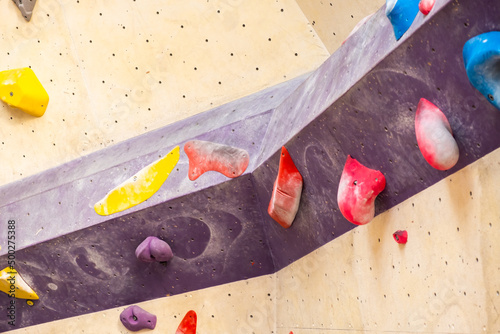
276,147,500,333
295,0,385,54
6,275,276,334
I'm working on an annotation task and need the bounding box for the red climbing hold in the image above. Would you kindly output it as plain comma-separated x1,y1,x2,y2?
268,147,303,228
415,98,459,171
419,0,435,15
337,156,386,225
184,140,249,180
393,230,408,244
175,310,197,334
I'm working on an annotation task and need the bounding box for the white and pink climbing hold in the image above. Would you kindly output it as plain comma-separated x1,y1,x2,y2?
184,140,249,180
419,0,435,15
337,156,386,225
415,98,459,170
268,146,303,228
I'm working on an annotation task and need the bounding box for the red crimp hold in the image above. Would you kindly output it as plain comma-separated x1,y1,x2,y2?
419,0,435,15
268,147,303,228
393,230,408,244
184,140,249,180
415,98,459,170
175,310,197,334
337,156,386,225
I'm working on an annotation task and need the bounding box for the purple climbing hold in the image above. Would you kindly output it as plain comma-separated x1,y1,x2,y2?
135,236,173,263
120,305,157,331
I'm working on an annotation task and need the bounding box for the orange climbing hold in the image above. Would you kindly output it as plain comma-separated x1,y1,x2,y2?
175,310,197,334
268,147,303,228
337,156,386,225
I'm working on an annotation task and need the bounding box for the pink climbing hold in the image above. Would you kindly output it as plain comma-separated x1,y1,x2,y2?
393,230,408,244
419,0,435,15
268,147,303,228
175,310,197,334
184,140,249,180
415,98,459,170
337,156,386,225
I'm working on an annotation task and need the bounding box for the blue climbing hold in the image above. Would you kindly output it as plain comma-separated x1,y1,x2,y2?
463,31,500,110
385,0,420,41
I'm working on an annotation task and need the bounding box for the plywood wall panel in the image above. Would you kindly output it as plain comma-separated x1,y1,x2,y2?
295,0,386,54
5,274,277,334
276,148,500,333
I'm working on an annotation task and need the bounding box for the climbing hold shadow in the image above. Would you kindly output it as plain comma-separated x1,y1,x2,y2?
175,310,197,334
337,156,386,225
463,31,500,110
12,0,37,22
415,98,459,170
385,0,420,40
0,67,49,117
120,305,157,331
184,140,249,180
94,146,180,216
268,146,303,228
135,236,173,263
0,267,39,300
419,0,435,15
393,230,408,244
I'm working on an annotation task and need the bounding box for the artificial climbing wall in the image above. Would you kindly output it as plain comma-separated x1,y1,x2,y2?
1,0,500,333
275,148,500,333
0,0,331,186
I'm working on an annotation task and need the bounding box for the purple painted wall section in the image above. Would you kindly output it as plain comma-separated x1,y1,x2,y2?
0,74,308,257
253,0,500,270
256,0,454,166
0,176,273,330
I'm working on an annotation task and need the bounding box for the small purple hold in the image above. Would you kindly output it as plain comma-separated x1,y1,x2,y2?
120,305,157,331
135,236,173,263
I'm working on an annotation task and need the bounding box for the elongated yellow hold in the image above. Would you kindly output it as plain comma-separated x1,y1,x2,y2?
94,146,180,216
0,68,49,117
0,267,39,300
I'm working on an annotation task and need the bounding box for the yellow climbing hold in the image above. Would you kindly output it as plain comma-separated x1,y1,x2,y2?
0,68,49,117
0,267,39,300
94,146,180,216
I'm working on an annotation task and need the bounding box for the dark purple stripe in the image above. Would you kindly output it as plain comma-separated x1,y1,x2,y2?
254,0,500,270
0,176,273,330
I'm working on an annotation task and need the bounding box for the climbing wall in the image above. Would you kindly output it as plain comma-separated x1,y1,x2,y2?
1,0,500,333
276,148,500,333
0,0,329,186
